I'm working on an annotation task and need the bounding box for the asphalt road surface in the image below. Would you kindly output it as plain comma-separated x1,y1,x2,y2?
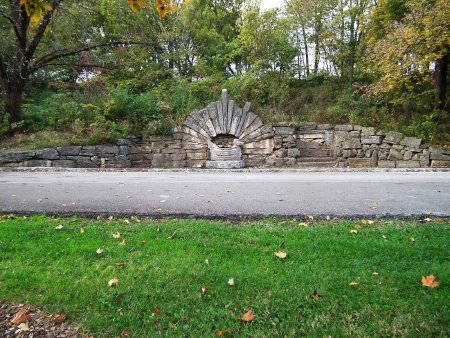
0,171,449,218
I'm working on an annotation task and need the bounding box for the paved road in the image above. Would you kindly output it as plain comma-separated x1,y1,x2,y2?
0,171,449,218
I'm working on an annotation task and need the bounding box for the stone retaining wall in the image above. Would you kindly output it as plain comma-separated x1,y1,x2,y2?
1,122,449,169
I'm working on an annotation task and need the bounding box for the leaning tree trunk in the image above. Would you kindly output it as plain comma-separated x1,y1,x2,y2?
434,53,448,111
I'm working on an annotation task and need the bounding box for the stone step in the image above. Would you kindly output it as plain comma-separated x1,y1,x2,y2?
300,149,331,157
297,157,336,163
296,161,337,168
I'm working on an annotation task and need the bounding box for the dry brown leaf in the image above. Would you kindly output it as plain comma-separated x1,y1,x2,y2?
108,278,119,287
152,308,160,316
241,310,256,322
217,329,231,336
10,306,30,325
115,262,125,267
201,286,208,293
274,250,287,259
421,275,440,288
53,313,66,324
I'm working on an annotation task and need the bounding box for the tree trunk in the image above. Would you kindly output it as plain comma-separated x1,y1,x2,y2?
435,53,448,111
5,83,24,136
301,23,309,77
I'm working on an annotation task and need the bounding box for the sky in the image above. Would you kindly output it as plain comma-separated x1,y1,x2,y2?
260,0,285,11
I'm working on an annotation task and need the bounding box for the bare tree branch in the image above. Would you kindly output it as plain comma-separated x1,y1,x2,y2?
28,41,150,74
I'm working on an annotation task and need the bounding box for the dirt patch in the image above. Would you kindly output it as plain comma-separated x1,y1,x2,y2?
0,301,85,337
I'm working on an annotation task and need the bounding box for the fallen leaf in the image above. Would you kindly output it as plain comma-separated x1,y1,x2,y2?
15,322,30,333
96,248,104,254
169,322,177,329
350,229,358,234
201,286,208,293
227,278,235,286
309,290,322,300
112,232,121,239
118,240,126,246
382,235,387,240
217,329,231,336
124,219,130,224
274,250,287,259
410,237,415,242
80,227,85,234
141,240,146,245
121,329,130,336
115,262,125,267
53,313,66,324
307,215,314,221
372,272,379,275
108,215,114,220
152,308,160,316
55,224,64,230
204,259,210,265
349,281,359,286
298,222,308,227
108,278,119,287
421,275,440,288
424,217,432,222
241,310,256,322
10,306,30,325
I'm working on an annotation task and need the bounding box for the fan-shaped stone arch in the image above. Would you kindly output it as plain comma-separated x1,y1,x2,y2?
181,89,275,167
182,89,265,141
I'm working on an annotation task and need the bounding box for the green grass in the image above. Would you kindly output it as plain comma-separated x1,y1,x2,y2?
0,216,449,337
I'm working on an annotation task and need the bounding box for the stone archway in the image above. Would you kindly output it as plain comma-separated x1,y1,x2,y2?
181,89,274,167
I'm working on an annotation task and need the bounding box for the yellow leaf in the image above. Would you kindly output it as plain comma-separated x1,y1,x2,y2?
349,281,359,286
96,248,104,254
227,278,235,286
274,250,287,259
421,275,440,288
108,278,119,287
118,239,126,246
112,232,121,238
350,229,358,234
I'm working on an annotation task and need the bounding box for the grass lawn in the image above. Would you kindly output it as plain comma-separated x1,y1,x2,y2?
0,216,448,337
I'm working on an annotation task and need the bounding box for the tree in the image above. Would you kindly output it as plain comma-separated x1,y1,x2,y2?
364,0,450,111
0,0,183,135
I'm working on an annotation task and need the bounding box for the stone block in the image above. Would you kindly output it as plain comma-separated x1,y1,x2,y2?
172,160,187,168
287,148,300,157
79,146,97,156
205,160,245,169
420,150,430,167
430,160,450,168
0,151,35,163
403,150,413,161
383,131,403,144
274,149,287,158
273,125,295,135
348,158,372,168
170,153,187,161
343,149,357,158
400,137,421,150
361,127,376,136
36,148,59,160
118,145,129,156
75,159,99,168
297,122,317,131
361,136,383,144
117,138,131,146
378,160,396,168
429,147,450,160
349,131,361,137
186,152,207,160
343,138,362,149
57,146,81,156
396,160,420,168
23,160,52,167
316,124,333,130
96,145,119,155
392,144,404,151
52,160,75,168
334,124,353,131
186,160,205,168
274,136,283,149
388,149,403,160
353,125,362,131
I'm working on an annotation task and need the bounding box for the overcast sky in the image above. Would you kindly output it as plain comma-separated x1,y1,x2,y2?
260,0,284,11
